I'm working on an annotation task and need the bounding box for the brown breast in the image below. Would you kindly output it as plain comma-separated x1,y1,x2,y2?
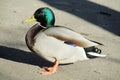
25,23,44,52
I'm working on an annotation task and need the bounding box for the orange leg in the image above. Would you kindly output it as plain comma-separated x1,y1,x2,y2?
41,59,59,75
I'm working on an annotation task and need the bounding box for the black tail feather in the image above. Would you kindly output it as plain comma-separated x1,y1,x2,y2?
84,46,102,59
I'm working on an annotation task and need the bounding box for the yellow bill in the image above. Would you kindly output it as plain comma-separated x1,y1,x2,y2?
22,16,36,23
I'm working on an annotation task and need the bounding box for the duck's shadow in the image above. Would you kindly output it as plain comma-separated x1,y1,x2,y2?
0,46,53,67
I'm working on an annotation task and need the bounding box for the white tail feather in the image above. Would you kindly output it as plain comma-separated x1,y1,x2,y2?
87,52,106,57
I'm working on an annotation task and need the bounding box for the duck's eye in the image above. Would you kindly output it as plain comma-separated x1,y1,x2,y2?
40,13,44,16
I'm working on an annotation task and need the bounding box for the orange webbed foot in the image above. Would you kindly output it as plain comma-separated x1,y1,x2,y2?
41,59,59,75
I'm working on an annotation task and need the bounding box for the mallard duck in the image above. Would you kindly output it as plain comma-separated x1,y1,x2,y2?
23,7,106,75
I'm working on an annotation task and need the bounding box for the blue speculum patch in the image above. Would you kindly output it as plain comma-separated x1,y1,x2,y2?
64,42,77,47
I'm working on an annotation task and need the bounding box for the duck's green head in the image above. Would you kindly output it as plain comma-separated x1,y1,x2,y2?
23,7,55,28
